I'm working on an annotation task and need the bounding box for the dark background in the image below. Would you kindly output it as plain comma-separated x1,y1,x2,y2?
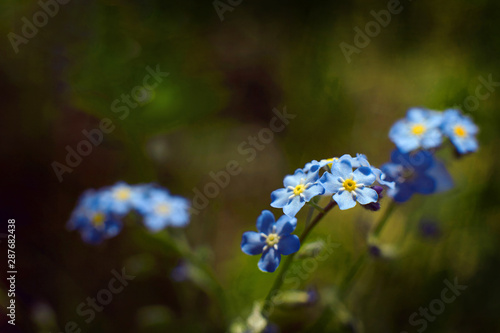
1,0,499,332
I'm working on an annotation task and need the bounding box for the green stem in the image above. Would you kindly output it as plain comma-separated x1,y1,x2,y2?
305,204,315,227
338,253,368,298
261,200,337,317
341,200,397,296
307,201,325,214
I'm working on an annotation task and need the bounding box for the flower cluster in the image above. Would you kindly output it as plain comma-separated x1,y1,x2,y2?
271,154,393,214
68,182,190,244
242,107,479,272
381,149,453,202
384,107,478,202
389,107,478,155
242,154,393,272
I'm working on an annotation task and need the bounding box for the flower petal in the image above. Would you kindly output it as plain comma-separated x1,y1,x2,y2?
270,188,290,209
352,166,376,185
275,215,297,235
426,160,454,193
241,231,265,255
412,174,436,194
333,191,357,210
320,172,342,193
256,210,275,234
143,215,168,231
391,183,414,203
258,248,281,273
421,128,443,149
406,107,427,123
283,195,305,217
355,187,378,205
283,170,303,187
303,183,325,201
278,235,300,255
332,159,353,179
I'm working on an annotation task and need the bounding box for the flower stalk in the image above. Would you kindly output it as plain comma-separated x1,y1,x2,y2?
261,200,337,317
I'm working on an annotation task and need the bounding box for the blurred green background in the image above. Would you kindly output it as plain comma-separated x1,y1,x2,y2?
1,0,499,332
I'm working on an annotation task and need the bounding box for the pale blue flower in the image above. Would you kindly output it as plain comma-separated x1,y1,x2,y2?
389,107,444,153
320,159,378,210
441,109,479,154
271,168,324,217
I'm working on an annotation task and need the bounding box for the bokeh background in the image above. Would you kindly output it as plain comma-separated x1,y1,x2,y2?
1,0,499,332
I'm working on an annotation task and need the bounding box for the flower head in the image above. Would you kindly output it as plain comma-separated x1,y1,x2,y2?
319,159,378,210
67,190,123,244
441,109,479,154
389,107,444,153
139,187,191,231
271,167,324,217
241,210,300,272
419,219,442,240
101,182,148,215
381,149,453,202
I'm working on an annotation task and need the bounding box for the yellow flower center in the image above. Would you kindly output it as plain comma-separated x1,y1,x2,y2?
91,212,105,228
324,157,339,168
411,124,426,135
155,203,171,215
293,184,305,196
453,125,467,137
343,179,357,192
265,233,280,247
114,188,131,201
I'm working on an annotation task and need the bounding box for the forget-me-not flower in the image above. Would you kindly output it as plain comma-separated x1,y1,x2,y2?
320,159,378,210
138,187,191,231
389,107,444,153
381,149,453,202
441,109,479,154
271,167,324,217
101,182,148,215
67,190,123,244
241,210,300,272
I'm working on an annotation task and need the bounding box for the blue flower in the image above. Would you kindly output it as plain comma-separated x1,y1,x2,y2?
381,149,453,202
320,159,378,210
67,190,123,244
389,107,444,153
171,260,190,282
101,182,148,215
139,187,191,231
271,168,325,217
419,219,441,240
441,109,479,154
241,210,300,273
319,154,356,170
